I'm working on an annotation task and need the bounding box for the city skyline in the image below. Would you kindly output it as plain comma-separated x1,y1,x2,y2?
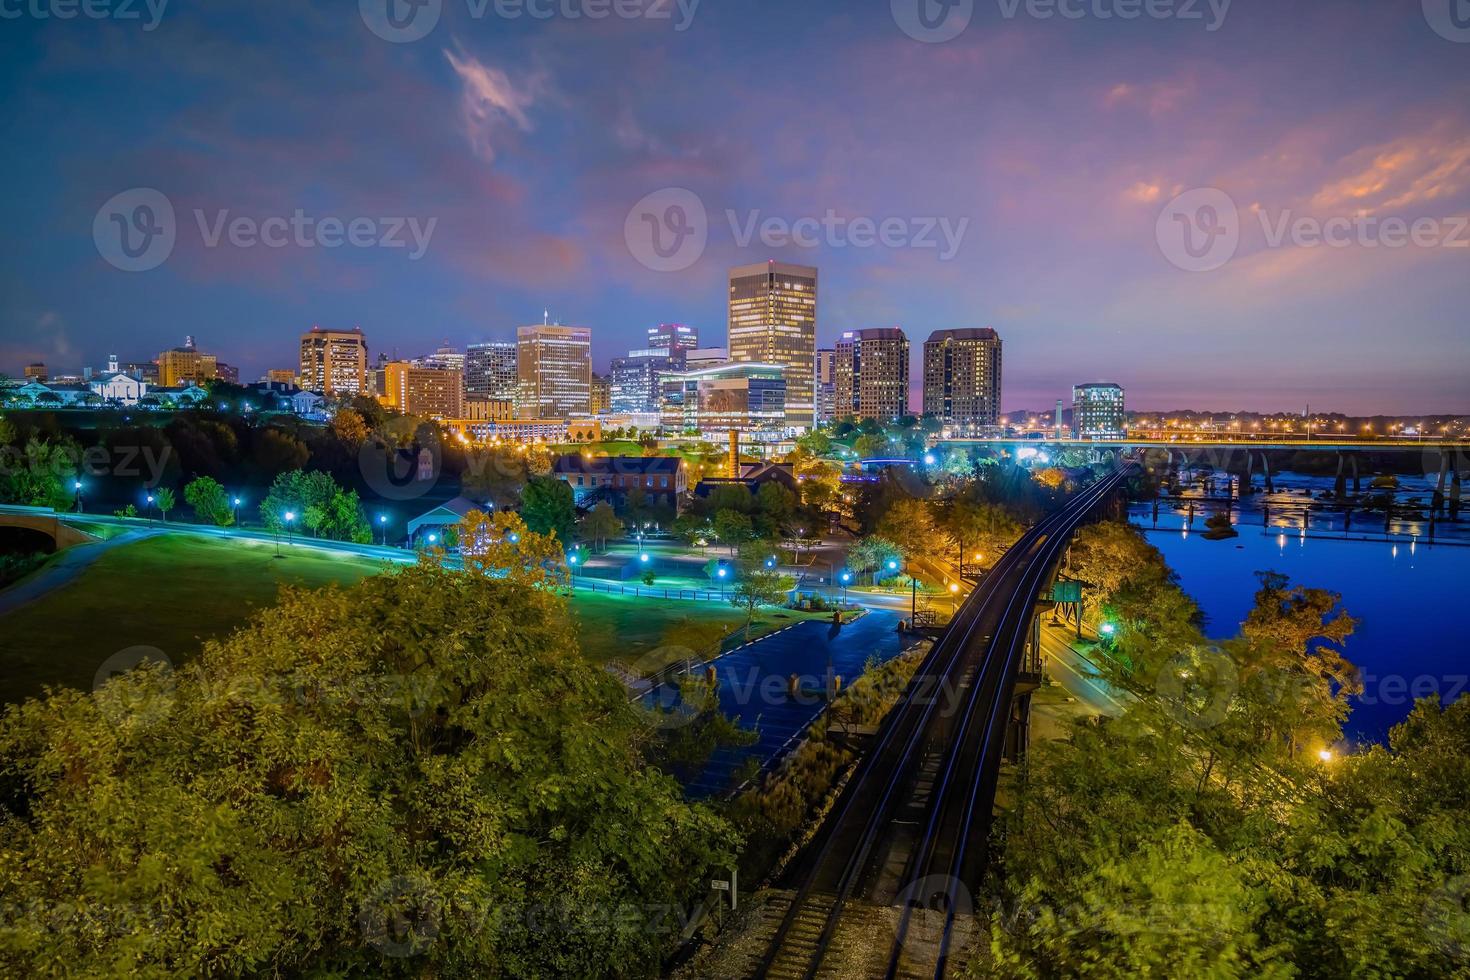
3,2,1466,415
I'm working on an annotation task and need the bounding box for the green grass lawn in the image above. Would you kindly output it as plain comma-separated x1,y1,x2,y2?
0,531,824,706
0,535,387,706
61,519,131,541
569,589,819,672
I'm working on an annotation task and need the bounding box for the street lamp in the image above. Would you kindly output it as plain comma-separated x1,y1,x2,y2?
146,493,155,522
284,510,296,548
839,570,852,608
73,479,83,514
377,513,388,546
232,496,242,526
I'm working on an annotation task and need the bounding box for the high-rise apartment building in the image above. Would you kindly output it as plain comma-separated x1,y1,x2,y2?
516,324,592,418
647,323,698,360
465,342,518,399
299,326,368,397
728,261,816,429
922,329,1003,428
834,329,909,422
415,345,465,373
814,348,836,424
1073,383,1126,439
158,336,219,387
380,362,465,420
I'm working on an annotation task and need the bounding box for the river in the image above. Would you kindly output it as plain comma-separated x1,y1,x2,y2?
1132,474,1468,744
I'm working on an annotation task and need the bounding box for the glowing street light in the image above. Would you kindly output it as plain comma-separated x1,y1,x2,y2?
232,496,242,525
73,479,83,513
1317,748,1335,764
377,513,388,546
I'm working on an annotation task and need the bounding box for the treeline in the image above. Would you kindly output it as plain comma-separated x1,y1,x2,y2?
980,522,1468,977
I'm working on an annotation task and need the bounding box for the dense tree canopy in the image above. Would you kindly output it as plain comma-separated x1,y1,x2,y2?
0,525,734,977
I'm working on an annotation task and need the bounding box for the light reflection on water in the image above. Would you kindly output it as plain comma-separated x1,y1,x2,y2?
1132,483,1468,743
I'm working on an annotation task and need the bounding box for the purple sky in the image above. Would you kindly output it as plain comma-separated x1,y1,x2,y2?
1,0,1467,414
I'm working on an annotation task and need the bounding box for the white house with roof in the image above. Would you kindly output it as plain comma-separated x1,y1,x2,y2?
89,372,147,406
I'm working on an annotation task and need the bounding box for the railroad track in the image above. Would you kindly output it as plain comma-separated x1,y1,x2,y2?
749,467,1135,980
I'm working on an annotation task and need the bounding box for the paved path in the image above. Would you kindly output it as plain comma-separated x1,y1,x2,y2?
644,609,913,799
0,529,161,617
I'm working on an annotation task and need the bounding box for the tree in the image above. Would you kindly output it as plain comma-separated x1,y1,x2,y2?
730,566,793,642
0,555,733,977
328,407,369,447
848,535,903,581
461,448,529,509
580,502,622,552
712,509,753,554
520,475,576,545
152,485,175,521
853,433,889,459
456,509,569,590
184,476,234,526
0,438,71,509
876,497,943,560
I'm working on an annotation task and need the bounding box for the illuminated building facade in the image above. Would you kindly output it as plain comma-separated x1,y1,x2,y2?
516,324,592,418
727,261,816,429
834,328,910,422
1073,382,1127,439
299,326,368,397
922,328,1003,427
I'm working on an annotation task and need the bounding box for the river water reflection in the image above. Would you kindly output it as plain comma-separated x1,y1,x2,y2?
1130,478,1468,743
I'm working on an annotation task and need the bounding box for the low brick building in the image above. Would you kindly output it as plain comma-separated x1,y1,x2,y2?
551,455,686,512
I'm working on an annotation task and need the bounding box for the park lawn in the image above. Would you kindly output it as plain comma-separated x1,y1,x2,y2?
0,534,387,706
569,590,822,673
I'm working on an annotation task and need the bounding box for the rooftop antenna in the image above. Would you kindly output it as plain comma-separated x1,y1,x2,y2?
543,309,550,326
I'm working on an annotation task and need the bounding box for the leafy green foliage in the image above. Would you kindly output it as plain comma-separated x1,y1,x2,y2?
183,476,234,526
259,469,369,542
0,555,735,977
520,475,576,546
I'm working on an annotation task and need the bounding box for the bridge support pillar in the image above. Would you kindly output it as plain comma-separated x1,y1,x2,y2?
1433,456,1450,514
1334,452,1347,500
1261,452,1274,494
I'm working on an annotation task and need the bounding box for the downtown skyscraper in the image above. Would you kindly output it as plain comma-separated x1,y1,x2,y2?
727,261,817,429
516,324,592,418
922,328,1003,428
465,341,518,399
835,328,910,422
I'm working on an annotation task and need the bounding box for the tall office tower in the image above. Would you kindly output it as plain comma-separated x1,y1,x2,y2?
299,326,368,397
1072,383,1126,439
157,336,219,387
610,348,678,414
835,328,911,422
590,374,612,415
922,328,1003,428
416,345,465,373
516,324,592,418
660,363,788,434
465,342,518,399
814,348,836,424
647,323,699,361
380,362,465,420
727,261,817,428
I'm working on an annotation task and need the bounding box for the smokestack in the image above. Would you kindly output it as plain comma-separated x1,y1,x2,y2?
728,430,739,479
